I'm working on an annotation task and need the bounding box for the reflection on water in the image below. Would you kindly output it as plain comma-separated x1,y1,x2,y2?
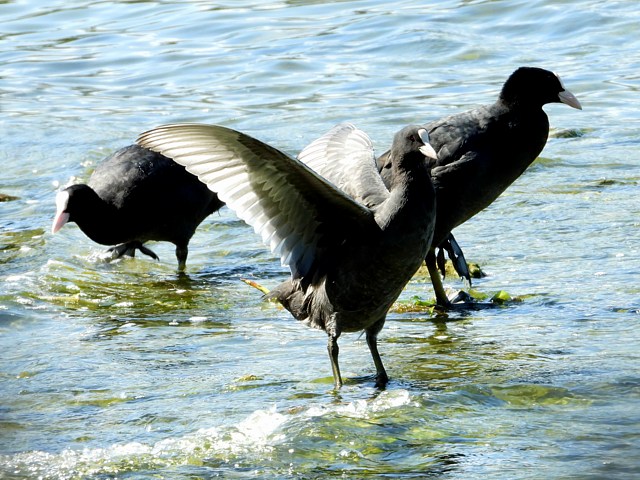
1,0,639,478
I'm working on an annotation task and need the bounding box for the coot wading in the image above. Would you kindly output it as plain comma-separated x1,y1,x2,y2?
138,123,438,388
377,67,582,307
52,144,223,271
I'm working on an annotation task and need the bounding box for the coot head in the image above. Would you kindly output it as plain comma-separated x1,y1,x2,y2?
52,185,100,234
500,66,582,110
392,126,438,163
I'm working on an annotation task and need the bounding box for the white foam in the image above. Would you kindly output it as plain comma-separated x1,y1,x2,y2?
0,406,289,479
1,392,418,478
306,389,415,418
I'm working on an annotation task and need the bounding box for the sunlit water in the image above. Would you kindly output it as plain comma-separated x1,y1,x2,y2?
1,1,639,478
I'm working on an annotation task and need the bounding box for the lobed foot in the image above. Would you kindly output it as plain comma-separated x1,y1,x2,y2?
106,241,159,261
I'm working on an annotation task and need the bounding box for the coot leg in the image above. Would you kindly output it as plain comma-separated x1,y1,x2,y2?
426,249,451,308
327,334,343,389
436,246,447,279
176,244,188,272
107,242,135,259
137,243,160,261
366,321,388,389
107,241,159,261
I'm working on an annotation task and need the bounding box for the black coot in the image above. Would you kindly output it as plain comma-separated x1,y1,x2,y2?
52,144,223,271
138,123,437,388
378,67,582,306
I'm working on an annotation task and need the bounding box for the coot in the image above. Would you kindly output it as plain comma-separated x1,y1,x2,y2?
138,123,437,388
377,67,582,306
52,144,223,271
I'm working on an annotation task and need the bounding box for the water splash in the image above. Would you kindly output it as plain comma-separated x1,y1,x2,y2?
0,391,420,479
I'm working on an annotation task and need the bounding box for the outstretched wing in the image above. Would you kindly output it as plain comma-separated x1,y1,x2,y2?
298,123,389,208
137,123,377,280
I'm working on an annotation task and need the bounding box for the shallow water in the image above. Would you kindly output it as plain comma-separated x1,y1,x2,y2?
1,0,639,478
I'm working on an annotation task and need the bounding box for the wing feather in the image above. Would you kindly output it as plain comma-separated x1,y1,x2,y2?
137,123,377,279
297,123,389,208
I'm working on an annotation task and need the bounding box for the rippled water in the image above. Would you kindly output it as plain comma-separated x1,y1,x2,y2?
1,1,639,478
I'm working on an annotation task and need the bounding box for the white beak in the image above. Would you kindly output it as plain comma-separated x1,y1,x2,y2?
52,190,70,234
418,128,438,160
558,89,582,110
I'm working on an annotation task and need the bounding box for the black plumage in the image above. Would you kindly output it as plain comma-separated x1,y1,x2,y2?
52,144,223,270
137,123,437,388
377,67,582,306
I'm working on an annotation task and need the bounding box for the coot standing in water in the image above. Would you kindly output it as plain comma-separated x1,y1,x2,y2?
52,144,223,271
377,67,582,307
138,123,438,388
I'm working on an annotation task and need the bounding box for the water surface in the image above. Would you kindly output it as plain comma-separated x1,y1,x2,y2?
1,1,639,478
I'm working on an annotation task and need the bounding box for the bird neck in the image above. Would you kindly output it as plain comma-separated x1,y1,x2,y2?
497,90,546,112
389,151,432,190
376,153,434,230
72,193,129,245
